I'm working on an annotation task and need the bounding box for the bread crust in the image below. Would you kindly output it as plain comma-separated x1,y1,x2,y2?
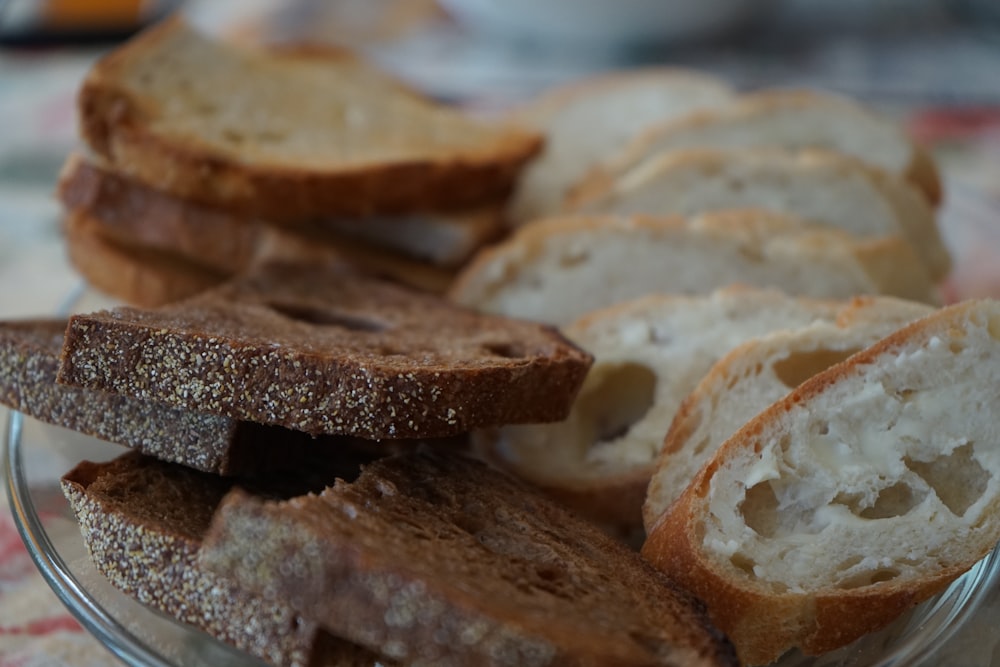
58,260,592,439
642,300,1000,665
200,451,740,667
79,19,541,222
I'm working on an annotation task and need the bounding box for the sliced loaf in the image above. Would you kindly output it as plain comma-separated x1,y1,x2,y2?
569,147,949,280
577,90,942,208
506,69,734,225
450,211,937,326
199,450,739,667
475,290,928,535
643,297,935,531
79,18,540,221
642,299,1000,665
58,260,593,439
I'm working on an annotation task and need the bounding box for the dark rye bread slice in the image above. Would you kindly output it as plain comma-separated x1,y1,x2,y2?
60,451,389,667
58,261,592,439
79,18,541,222
0,318,409,475
199,451,739,667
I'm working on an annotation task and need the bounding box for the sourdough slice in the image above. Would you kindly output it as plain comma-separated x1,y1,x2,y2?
577,90,942,207
449,211,937,326
642,299,1000,665
643,298,935,531
58,260,592,439
0,318,413,475
506,69,735,225
61,451,387,667
58,153,504,269
475,290,927,536
78,18,540,222
569,148,949,280
63,211,227,307
199,451,739,667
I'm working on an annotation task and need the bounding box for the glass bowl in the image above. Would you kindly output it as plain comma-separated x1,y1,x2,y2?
5,404,1000,667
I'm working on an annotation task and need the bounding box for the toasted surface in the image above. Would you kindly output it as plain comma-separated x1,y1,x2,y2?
570,147,949,280
79,18,540,221
507,69,734,225
450,211,936,326
58,153,504,269
199,451,738,667
476,290,906,534
642,300,1000,665
58,260,592,439
63,210,227,307
60,451,386,667
579,90,941,207
644,297,935,531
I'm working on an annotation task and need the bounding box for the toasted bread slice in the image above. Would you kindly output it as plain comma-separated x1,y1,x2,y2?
61,451,387,667
63,211,227,307
58,260,592,439
569,148,949,280
199,451,739,667
58,153,504,269
474,290,928,536
644,298,935,531
576,90,941,207
506,69,735,225
642,299,1000,665
450,211,937,326
78,18,540,222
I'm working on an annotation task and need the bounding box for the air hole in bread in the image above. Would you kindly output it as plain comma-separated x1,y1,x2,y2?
905,443,987,517
256,130,287,143
266,301,388,332
948,340,966,354
737,243,763,263
834,482,924,520
839,567,902,589
575,362,656,446
988,313,1000,341
481,342,526,359
558,248,590,269
222,129,245,145
628,631,673,656
193,101,217,115
772,347,862,389
729,552,757,576
741,481,780,538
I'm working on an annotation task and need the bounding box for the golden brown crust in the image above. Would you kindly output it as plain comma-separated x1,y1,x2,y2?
642,301,997,665
78,18,542,222
63,211,227,307
905,143,944,207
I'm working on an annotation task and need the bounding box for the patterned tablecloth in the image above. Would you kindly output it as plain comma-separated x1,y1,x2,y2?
1,1,1000,665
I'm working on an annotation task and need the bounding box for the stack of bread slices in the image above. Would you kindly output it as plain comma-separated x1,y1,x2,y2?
3,12,1000,667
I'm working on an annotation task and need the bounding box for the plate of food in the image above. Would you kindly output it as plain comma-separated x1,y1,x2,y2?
7,12,1000,667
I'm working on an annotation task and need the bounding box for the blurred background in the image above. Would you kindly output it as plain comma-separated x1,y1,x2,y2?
0,0,998,312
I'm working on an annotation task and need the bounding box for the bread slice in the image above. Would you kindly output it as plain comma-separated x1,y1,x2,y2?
506,69,735,225
475,290,928,536
449,211,937,326
641,299,1000,665
58,260,593,439
0,318,411,475
577,90,942,207
643,298,935,531
199,450,739,667
78,18,541,222
61,451,387,667
58,152,504,269
569,148,950,280
63,211,228,307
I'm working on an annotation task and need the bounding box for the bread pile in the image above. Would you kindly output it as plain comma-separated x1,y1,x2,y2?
4,14,1000,667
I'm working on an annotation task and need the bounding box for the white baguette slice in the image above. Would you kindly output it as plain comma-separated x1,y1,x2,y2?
643,298,935,531
569,147,949,280
449,211,937,326
576,90,941,208
506,69,735,225
475,287,854,536
642,299,1000,665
